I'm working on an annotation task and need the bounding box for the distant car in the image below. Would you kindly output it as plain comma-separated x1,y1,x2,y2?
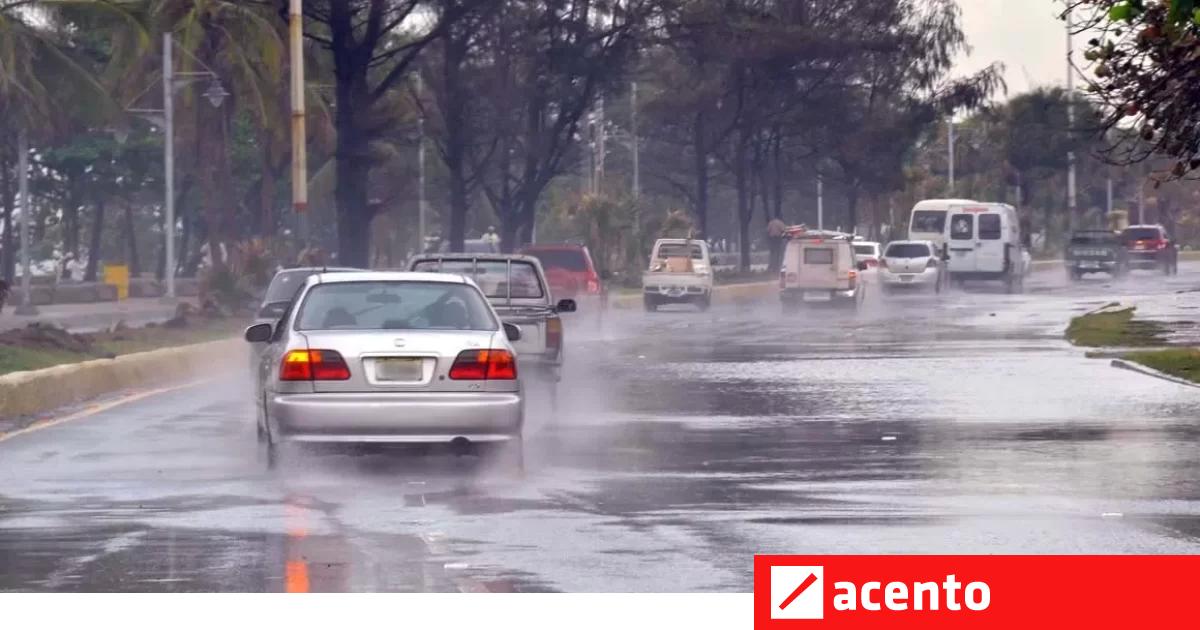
255,267,360,327
243,271,526,468
519,243,603,300
1120,224,1177,275
1065,230,1127,280
878,240,946,294
779,228,864,311
852,241,882,269
409,253,577,383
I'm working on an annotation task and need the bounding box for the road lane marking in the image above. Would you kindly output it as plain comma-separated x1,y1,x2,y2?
0,380,209,444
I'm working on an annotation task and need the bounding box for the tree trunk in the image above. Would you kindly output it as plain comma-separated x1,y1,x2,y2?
443,28,470,253
846,186,860,235
124,201,141,276
772,133,784,220
735,134,752,273
258,142,277,237
334,128,373,268
85,199,106,282
692,111,709,238
63,185,82,273
0,151,14,282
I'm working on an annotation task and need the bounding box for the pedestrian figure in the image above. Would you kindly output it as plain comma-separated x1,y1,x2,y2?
767,216,787,272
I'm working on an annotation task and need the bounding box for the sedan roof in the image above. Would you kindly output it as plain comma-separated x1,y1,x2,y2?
309,271,469,285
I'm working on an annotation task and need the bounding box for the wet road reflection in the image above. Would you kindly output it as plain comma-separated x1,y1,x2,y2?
2,267,1200,591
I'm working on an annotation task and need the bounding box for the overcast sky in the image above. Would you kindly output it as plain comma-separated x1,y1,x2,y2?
955,0,1074,97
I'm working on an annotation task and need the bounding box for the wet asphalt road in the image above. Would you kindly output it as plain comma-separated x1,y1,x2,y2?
3,265,1200,592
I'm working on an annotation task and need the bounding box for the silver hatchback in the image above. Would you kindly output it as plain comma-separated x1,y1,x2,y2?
244,271,524,467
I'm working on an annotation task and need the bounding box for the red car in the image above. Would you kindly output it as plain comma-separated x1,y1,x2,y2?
519,244,604,299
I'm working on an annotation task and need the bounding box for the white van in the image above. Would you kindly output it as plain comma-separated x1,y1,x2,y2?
779,229,864,311
944,203,1028,292
908,199,980,254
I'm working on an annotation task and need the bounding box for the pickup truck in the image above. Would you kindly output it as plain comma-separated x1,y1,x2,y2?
642,238,714,311
409,254,577,383
1065,230,1127,280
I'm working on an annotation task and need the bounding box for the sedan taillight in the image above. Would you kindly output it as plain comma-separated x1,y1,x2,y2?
450,350,517,380
280,349,351,381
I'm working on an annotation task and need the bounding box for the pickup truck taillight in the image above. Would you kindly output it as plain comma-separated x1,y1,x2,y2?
586,272,601,294
280,349,351,381
449,350,517,380
546,317,563,350
848,270,858,290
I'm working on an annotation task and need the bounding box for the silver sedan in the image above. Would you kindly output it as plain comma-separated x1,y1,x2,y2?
244,271,525,468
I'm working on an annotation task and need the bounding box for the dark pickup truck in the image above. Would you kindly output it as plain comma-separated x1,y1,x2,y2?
1065,230,1127,280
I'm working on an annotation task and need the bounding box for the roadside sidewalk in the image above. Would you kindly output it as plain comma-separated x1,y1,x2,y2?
0,298,193,334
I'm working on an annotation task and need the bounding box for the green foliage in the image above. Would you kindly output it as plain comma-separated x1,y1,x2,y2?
1066,306,1166,347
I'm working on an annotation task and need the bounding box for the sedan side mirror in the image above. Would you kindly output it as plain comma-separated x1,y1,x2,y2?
503,322,522,342
556,298,578,313
244,323,273,343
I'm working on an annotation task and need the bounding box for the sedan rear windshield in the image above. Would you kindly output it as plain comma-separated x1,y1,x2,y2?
296,281,497,331
524,248,589,272
1122,228,1162,242
1071,232,1118,245
410,259,545,299
885,243,932,258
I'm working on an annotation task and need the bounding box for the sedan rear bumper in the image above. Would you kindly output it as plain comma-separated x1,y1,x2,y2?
269,391,523,444
879,268,939,287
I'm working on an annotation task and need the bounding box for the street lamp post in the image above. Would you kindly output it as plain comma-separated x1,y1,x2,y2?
127,34,227,301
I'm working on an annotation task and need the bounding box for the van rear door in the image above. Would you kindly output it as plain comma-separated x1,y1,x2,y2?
947,212,977,273
974,212,1006,273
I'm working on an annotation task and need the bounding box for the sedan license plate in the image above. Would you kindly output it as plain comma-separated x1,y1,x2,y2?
375,357,423,382
900,275,915,282
803,291,831,302
1079,261,1100,269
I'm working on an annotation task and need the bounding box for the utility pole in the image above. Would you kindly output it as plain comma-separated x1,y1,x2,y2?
631,81,640,201
15,128,37,315
416,74,426,253
817,174,824,230
1066,3,1078,232
162,33,176,300
595,95,606,194
947,117,955,194
1106,176,1113,217
290,0,308,245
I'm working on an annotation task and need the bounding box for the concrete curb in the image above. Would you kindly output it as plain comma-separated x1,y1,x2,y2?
0,337,243,419
1110,358,1200,389
608,281,774,309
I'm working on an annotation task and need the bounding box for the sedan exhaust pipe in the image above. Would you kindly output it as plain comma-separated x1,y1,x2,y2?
450,437,473,457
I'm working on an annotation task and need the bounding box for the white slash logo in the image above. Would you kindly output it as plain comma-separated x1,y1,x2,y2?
771,565,824,620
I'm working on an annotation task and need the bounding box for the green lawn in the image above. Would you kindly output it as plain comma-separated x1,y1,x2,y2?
1124,348,1200,383
1065,306,1166,347
0,319,241,378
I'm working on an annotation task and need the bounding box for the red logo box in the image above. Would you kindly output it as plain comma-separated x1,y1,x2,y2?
755,555,1200,629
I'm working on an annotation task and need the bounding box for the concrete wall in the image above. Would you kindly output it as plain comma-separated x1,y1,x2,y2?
0,338,243,419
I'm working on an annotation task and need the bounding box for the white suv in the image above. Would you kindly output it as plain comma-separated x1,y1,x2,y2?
780,230,865,312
